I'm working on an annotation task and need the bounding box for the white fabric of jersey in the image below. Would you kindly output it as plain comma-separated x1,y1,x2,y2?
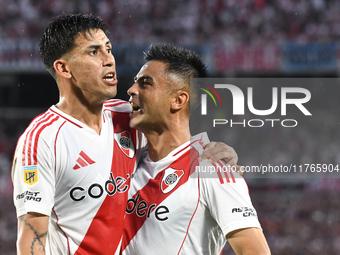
12,99,146,255
122,132,261,255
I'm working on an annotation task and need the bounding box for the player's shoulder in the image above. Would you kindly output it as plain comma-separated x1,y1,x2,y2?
18,107,69,143
24,108,64,132
103,99,132,113
190,132,245,185
189,132,210,159
197,159,246,186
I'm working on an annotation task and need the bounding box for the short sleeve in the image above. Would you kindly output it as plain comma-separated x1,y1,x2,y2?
199,161,262,237
12,136,55,218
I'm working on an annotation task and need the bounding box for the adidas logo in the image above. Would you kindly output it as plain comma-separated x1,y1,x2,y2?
73,151,95,170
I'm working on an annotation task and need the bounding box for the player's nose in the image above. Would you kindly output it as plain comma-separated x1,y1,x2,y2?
127,82,138,97
103,51,115,67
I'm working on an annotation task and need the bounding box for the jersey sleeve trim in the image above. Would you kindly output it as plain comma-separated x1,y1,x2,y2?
104,99,129,107
104,99,132,113
22,112,60,166
17,205,52,218
49,108,82,128
223,220,262,237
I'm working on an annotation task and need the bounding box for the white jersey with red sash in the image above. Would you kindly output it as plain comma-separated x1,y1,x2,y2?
12,99,146,255
122,132,261,255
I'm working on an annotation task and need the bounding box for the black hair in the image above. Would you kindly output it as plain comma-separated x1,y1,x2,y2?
144,43,208,112
39,13,109,79
144,42,208,81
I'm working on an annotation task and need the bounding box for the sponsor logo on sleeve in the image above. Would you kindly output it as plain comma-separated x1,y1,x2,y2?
16,191,42,202
232,207,257,217
23,166,38,185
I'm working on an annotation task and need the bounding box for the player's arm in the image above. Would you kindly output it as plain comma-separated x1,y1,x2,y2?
227,227,271,255
199,141,242,173
17,212,49,255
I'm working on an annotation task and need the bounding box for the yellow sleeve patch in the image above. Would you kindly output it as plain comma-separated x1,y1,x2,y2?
23,166,38,185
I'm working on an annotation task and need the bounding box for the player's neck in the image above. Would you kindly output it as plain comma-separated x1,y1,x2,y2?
56,98,103,135
145,127,191,162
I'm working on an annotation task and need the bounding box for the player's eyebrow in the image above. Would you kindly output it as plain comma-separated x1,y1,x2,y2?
134,75,153,83
87,40,112,50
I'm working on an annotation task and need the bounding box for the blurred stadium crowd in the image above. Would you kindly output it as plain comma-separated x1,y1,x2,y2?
222,185,340,255
1,0,340,74
1,0,340,45
1,0,340,254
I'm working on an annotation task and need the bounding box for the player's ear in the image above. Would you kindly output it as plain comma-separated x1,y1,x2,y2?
171,90,189,112
54,59,72,79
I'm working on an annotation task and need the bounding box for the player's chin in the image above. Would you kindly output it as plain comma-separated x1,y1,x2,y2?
108,87,118,98
102,89,117,101
128,115,139,129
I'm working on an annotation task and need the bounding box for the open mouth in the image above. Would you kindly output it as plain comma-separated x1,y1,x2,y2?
104,73,115,82
130,102,141,113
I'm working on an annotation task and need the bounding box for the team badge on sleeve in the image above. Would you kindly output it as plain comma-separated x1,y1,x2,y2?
23,166,38,185
114,130,135,158
161,168,184,194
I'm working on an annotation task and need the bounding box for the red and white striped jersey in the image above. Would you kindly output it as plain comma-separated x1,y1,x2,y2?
122,132,261,255
12,99,146,255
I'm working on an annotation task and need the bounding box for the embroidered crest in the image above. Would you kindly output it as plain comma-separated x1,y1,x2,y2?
161,168,184,194
114,130,135,158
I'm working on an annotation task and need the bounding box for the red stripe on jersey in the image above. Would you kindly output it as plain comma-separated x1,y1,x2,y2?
80,151,95,164
229,167,236,183
23,113,54,166
190,146,200,175
219,160,236,183
53,208,71,255
104,102,129,107
177,148,201,254
104,99,126,105
190,135,204,145
218,161,230,183
173,144,190,157
32,116,59,165
174,136,205,158
104,100,129,107
223,171,230,183
54,121,66,174
74,111,137,255
20,114,40,165
213,163,224,184
49,108,83,128
22,113,48,165
122,148,200,251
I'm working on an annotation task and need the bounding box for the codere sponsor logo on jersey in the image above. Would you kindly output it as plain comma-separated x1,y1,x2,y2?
23,166,38,185
70,172,130,201
126,192,170,221
114,130,135,158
